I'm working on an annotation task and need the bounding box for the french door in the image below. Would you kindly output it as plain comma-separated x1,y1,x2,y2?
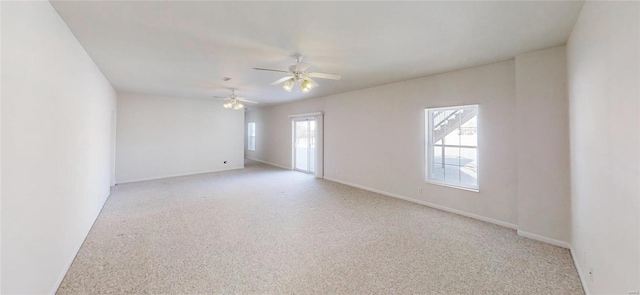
293,118,316,174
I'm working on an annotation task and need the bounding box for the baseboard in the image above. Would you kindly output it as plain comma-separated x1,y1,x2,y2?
51,190,111,294
516,230,571,249
570,248,590,295
322,176,518,230
116,166,244,184
246,157,291,170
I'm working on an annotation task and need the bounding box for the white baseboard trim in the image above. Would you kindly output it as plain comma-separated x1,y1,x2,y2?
116,166,244,184
246,157,291,170
51,190,111,294
570,248,590,295
322,176,518,230
516,230,571,249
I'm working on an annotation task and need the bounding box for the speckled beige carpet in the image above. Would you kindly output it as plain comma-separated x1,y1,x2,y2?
58,160,583,294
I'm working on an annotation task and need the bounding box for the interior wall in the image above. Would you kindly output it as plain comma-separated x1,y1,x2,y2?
1,2,117,294
246,60,519,226
116,93,244,183
567,1,640,294
0,1,3,292
515,46,571,245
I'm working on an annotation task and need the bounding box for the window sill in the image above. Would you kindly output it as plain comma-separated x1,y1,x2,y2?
425,180,479,193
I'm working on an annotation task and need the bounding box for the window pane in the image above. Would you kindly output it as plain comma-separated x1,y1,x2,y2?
431,165,445,181
444,147,460,166
248,136,255,151
431,145,444,181
309,120,316,172
460,116,477,147
247,123,255,151
444,162,460,181
443,130,460,145
459,147,477,187
295,121,309,171
426,105,479,189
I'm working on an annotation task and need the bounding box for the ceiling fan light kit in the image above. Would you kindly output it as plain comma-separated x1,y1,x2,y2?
223,101,244,110
254,55,342,94
283,78,295,92
213,89,257,110
215,55,342,109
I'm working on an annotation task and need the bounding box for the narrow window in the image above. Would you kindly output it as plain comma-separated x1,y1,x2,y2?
247,122,256,151
425,105,479,191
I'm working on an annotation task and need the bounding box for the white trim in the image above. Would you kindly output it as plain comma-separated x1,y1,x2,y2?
516,230,571,249
425,180,479,192
53,254,76,294
288,112,323,118
322,176,517,229
426,104,479,112
290,113,324,179
292,118,315,174
115,166,244,184
570,248,591,295
425,104,480,192
246,157,291,170
51,190,111,294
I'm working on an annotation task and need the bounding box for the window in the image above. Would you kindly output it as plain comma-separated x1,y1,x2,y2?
425,105,479,191
247,122,256,151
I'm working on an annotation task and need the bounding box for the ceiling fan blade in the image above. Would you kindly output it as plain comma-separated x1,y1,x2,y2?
212,96,229,100
253,68,290,73
308,72,342,80
237,98,259,104
271,76,294,85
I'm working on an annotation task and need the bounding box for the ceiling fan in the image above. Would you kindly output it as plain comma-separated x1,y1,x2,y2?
212,89,258,110
254,55,342,93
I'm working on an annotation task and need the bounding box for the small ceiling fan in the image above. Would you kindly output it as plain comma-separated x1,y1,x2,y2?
254,55,342,93
213,89,258,110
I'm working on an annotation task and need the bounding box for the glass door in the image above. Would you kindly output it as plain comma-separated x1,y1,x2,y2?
294,118,316,174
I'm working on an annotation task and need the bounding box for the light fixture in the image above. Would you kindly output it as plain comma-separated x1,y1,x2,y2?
216,89,256,110
254,55,342,94
283,78,295,92
301,79,317,93
222,100,244,110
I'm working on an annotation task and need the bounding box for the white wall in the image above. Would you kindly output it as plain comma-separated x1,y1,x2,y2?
515,46,571,245
116,93,244,183
567,1,640,294
1,1,117,294
0,1,3,292
247,61,519,227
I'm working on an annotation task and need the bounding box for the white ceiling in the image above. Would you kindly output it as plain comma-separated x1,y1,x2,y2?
51,1,584,106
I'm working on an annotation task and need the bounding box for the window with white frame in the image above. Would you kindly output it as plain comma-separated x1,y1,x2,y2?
425,105,479,190
247,122,256,151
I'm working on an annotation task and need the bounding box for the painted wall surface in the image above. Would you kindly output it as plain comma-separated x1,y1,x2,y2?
1,1,117,294
515,46,571,244
116,93,244,183
246,61,518,226
567,2,640,294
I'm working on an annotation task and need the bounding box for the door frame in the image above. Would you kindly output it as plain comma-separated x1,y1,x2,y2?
289,112,324,178
292,117,315,174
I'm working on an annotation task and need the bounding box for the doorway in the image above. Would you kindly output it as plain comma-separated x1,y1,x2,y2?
293,118,316,174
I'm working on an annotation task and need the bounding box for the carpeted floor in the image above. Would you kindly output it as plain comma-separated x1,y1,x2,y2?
58,160,584,294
